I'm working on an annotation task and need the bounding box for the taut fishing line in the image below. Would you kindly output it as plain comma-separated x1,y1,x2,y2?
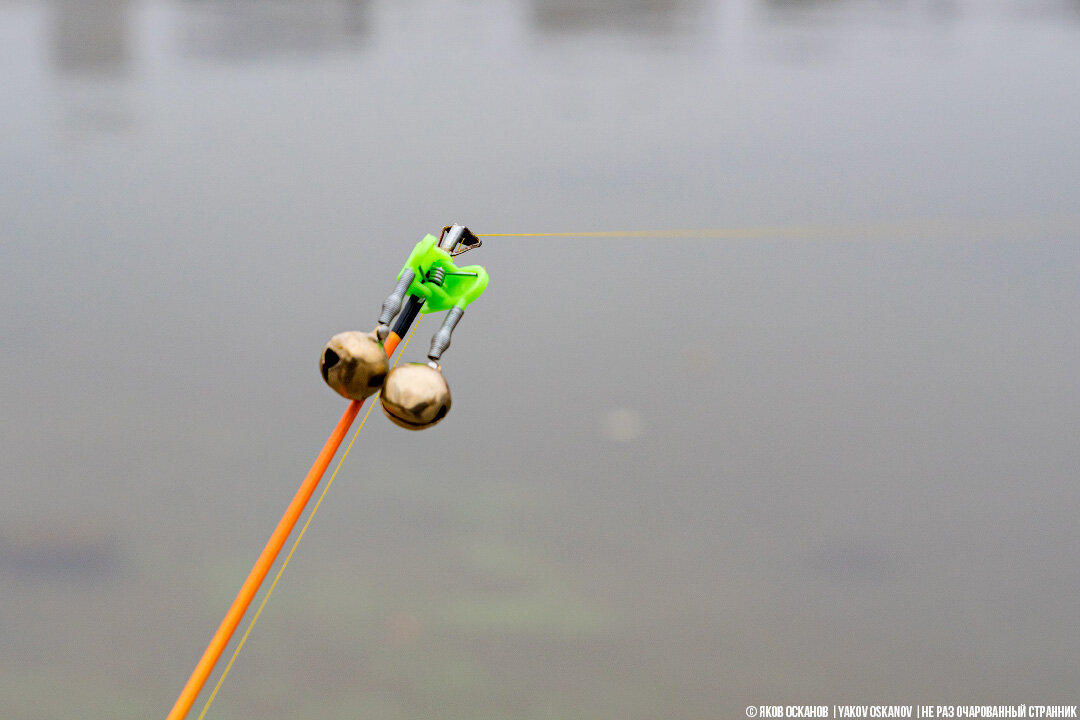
478,216,1080,240
195,318,423,719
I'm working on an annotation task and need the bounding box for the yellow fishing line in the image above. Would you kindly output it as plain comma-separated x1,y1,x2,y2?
197,319,423,720
478,217,1080,240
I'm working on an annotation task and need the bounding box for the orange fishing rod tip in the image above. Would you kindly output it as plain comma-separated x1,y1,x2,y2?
384,331,403,356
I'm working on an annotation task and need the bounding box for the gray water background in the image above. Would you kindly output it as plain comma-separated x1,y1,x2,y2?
2,0,1079,717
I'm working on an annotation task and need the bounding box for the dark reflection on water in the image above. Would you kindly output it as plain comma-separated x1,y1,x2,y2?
33,0,1080,85
179,0,370,61
759,0,1080,24
0,519,123,578
531,0,704,35
51,0,131,77
49,0,134,132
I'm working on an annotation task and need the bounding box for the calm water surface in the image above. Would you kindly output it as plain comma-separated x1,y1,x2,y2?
2,1,1079,718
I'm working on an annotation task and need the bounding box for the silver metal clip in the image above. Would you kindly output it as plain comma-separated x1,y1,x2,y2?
439,224,482,256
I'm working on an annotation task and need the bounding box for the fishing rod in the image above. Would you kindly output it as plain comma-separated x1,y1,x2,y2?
168,214,1076,718
166,224,488,720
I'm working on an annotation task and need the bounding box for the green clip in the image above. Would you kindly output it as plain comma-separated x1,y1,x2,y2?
398,234,489,313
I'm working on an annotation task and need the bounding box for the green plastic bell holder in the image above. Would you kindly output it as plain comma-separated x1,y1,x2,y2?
399,234,489,313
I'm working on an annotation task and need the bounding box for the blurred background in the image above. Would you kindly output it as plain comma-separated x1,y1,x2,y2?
2,0,1079,718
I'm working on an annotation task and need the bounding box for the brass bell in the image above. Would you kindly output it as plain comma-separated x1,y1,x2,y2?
379,363,452,430
320,331,388,401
